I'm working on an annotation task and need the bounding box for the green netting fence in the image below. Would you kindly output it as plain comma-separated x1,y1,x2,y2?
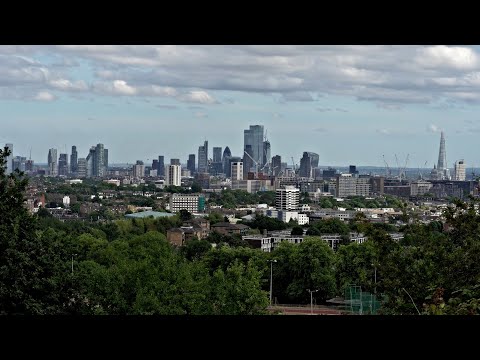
344,284,382,315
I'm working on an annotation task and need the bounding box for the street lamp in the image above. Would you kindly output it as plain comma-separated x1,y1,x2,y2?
71,253,78,275
267,259,277,306
307,289,319,315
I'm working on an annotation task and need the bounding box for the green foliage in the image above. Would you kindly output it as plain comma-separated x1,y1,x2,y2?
246,214,287,233
179,209,193,222
291,226,304,236
309,218,350,235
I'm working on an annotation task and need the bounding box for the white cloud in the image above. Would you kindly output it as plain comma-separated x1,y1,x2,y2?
194,112,208,118
428,124,441,133
34,91,56,101
6,45,480,106
49,79,88,91
179,90,216,104
376,129,391,135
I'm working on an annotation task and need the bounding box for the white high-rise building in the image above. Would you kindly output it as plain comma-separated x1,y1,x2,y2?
166,164,181,186
231,161,243,180
48,148,58,177
276,186,300,210
454,160,466,181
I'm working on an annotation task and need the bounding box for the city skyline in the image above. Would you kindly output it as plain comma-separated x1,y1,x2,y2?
1,45,480,167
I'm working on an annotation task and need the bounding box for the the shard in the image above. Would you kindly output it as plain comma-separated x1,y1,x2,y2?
437,131,447,170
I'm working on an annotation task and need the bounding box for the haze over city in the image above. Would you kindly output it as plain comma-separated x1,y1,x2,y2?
2,45,480,167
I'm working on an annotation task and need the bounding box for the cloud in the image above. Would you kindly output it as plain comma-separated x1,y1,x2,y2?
314,127,328,132
376,129,391,135
34,91,56,101
188,106,205,110
428,124,442,133
179,90,216,104
6,45,480,106
316,107,348,112
271,112,283,118
194,112,208,118
156,104,178,110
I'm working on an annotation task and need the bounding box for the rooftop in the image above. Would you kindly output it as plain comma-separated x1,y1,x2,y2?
125,211,176,219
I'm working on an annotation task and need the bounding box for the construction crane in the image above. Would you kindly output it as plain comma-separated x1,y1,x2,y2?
382,155,391,178
244,150,259,175
400,154,409,181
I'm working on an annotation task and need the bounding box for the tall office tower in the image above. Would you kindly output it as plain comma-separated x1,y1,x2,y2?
299,152,312,178
25,159,34,172
243,144,254,179
231,161,243,180
262,140,271,170
158,156,165,176
48,148,58,176
244,125,264,167
152,159,159,172
85,147,95,177
349,165,358,175
5,143,13,174
104,148,109,171
165,164,181,186
276,186,300,210
12,156,27,172
77,158,87,177
198,140,208,173
94,143,106,177
222,146,232,176
170,158,180,165
307,152,319,168
58,153,69,176
272,155,282,176
454,159,466,181
133,160,145,178
437,131,447,170
187,154,196,174
70,146,78,174
213,147,222,163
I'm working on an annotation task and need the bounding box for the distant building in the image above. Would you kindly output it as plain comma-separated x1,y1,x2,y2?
152,159,159,173
48,148,58,176
158,156,165,176
169,193,205,213
133,160,145,178
410,180,432,196
243,144,254,179
370,176,385,195
170,158,180,166
58,153,68,176
222,146,232,176
198,140,208,173
299,152,319,178
276,186,300,210
213,147,222,163
272,155,282,177
244,125,264,168
187,154,196,174
322,167,337,180
77,158,87,178
231,161,243,180
349,165,358,175
431,132,451,180
263,140,271,171
336,174,356,197
454,160,466,181
70,146,78,174
165,164,181,186
211,222,250,236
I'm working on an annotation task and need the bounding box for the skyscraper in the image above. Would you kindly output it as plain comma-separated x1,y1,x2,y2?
94,143,106,177
222,146,232,177
272,155,282,176
170,158,180,165
432,132,451,180
213,147,222,163
158,156,165,176
243,144,254,179
152,159,159,171
70,146,78,174
166,164,181,186
244,125,264,167
104,148,109,171
133,160,145,178
58,153,69,176
48,148,58,177
198,140,208,173
454,160,466,181
86,147,95,177
77,158,87,177
262,140,271,171
187,154,196,174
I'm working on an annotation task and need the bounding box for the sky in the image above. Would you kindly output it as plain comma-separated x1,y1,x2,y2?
1,45,480,169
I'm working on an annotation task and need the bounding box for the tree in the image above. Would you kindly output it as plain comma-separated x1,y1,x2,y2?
291,226,304,236
191,182,202,193
179,209,193,222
